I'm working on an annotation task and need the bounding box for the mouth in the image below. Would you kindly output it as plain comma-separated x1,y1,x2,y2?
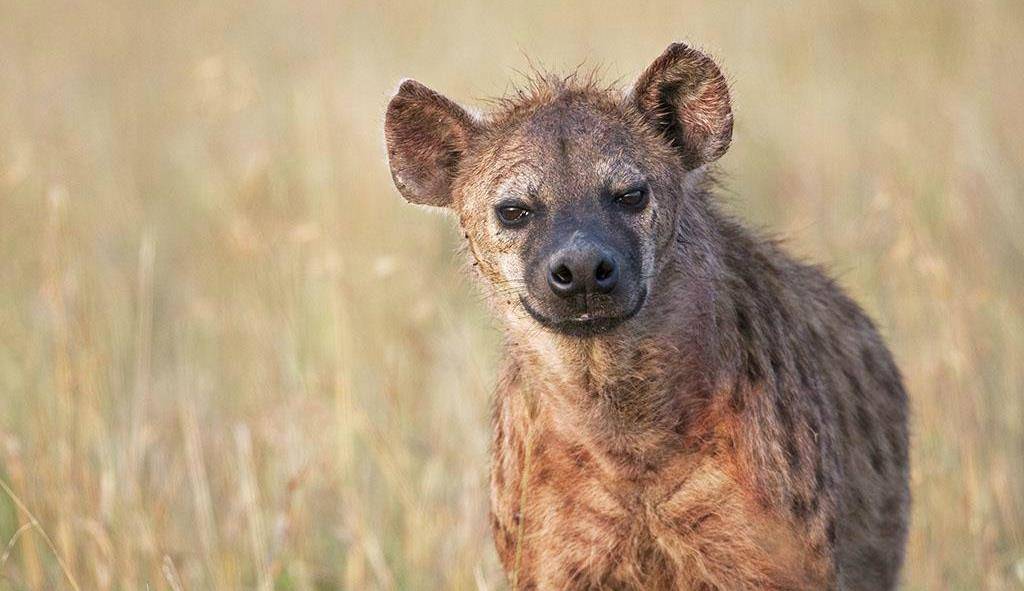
519,288,647,337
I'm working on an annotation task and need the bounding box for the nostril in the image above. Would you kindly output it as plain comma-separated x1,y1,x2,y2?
594,258,618,294
551,264,573,286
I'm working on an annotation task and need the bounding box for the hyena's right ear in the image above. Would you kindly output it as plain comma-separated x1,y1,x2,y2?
385,79,479,207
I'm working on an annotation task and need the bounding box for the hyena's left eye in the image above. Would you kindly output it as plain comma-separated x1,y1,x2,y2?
495,203,532,227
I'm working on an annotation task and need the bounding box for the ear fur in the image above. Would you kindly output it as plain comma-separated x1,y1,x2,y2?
629,43,733,170
384,79,478,207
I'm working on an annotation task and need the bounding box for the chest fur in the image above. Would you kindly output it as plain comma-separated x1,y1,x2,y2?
489,409,828,590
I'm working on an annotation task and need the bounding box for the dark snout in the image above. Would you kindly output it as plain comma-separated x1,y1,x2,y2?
547,240,620,297
522,231,646,337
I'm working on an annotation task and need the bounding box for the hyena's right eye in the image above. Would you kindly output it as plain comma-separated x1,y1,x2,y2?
495,203,532,227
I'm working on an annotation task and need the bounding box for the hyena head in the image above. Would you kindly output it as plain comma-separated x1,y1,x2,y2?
385,44,732,340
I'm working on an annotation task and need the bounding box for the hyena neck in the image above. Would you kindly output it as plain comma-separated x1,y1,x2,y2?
506,252,725,467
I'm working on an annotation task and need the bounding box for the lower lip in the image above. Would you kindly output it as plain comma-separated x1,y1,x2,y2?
519,288,648,336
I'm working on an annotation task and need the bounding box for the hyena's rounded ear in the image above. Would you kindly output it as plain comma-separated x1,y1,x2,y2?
385,79,478,207
628,43,733,170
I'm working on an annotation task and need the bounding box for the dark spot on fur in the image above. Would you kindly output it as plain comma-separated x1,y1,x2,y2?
581,505,621,531
845,368,864,398
502,528,515,554
861,345,881,376
888,428,908,470
673,511,714,533
769,351,784,383
568,565,588,585
881,495,901,518
814,460,825,493
744,356,763,384
568,444,592,468
856,403,873,439
836,398,852,440
687,512,714,534
870,444,887,475
560,495,580,519
851,488,868,513
729,380,746,413
775,394,794,431
557,134,570,161
791,495,810,520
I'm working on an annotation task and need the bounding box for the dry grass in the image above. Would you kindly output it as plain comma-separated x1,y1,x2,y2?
0,1,1022,589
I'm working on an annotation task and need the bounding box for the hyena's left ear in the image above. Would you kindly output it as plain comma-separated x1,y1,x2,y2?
628,43,733,170
385,79,479,207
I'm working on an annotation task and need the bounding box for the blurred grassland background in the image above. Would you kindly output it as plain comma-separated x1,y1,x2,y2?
1,1,1023,589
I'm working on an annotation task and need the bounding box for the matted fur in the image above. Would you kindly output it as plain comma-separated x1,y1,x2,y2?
385,43,909,590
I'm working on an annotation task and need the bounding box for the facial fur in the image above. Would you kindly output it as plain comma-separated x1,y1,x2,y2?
458,93,678,338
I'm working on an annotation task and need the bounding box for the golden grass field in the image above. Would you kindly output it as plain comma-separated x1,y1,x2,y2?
1,1,1022,589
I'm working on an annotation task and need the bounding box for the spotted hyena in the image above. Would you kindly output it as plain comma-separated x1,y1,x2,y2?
384,43,909,590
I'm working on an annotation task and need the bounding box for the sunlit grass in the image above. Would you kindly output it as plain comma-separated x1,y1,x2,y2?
0,1,1022,589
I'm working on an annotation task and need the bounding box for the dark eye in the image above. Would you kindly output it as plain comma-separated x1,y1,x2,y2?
615,189,648,210
496,204,531,226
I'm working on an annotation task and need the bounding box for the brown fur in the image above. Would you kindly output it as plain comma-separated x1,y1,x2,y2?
385,43,909,590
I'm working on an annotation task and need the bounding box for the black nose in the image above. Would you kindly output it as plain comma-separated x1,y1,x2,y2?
547,243,620,298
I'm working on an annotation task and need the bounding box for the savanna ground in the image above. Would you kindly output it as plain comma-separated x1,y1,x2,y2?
1,1,1023,589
